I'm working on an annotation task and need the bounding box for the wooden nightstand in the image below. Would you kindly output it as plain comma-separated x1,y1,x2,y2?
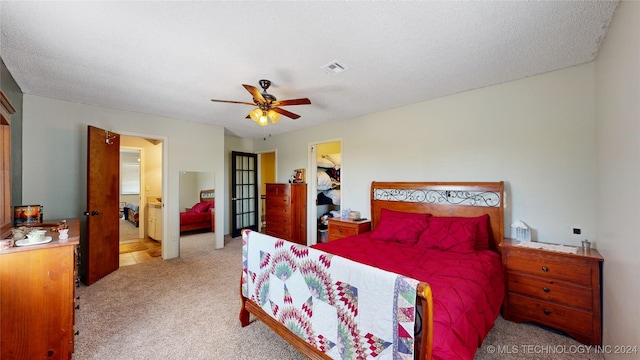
327,218,371,242
500,238,603,345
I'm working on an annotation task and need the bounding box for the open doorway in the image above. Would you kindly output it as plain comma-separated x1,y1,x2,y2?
258,151,276,233
118,136,163,266
309,140,342,244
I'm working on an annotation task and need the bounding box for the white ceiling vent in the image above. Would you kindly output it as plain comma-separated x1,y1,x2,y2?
321,60,349,75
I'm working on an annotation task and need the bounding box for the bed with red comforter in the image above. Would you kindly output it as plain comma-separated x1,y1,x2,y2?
240,181,505,360
314,232,504,360
180,189,215,233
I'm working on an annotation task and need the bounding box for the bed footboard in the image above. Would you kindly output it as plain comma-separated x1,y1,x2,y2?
239,273,434,360
240,229,434,359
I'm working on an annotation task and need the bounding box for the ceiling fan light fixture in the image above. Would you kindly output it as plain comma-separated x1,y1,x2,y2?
267,110,280,124
258,112,269,126
249,108,262,123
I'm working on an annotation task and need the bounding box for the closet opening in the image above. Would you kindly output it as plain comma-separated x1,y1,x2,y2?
308,140,342,245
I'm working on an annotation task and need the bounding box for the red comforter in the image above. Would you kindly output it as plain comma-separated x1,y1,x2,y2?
180,211,210,225
313,233,504,360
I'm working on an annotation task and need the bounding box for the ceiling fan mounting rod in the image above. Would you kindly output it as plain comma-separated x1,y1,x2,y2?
259,79,271,92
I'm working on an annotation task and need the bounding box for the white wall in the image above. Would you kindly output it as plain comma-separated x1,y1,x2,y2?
594,1,640,357
254,63,597,245
21,95,226,258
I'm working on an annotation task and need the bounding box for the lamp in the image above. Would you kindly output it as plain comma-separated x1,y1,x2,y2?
249,108,280,126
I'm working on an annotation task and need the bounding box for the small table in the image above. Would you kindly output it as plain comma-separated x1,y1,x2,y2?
327,218,371,242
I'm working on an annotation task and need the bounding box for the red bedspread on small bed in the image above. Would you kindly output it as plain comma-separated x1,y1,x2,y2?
313,233,504,360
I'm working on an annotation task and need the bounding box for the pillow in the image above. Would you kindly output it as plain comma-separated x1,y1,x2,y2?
190,201,212,213
370,209,430,244
317,153,341,168
425,214,490,250
417,217,478,253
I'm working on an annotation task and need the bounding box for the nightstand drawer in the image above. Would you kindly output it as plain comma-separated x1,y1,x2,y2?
327,219,371,242
506,250,592,286
329,224,358,238
508,293,593,337
507,272,592,311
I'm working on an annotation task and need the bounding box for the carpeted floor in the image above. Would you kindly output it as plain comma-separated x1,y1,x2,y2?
119,218,140,241
74,234,604,360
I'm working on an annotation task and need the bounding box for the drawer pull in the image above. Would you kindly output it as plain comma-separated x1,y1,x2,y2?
543,287,550,293
541,266,549,272
338,228,343,233
543,309,551,315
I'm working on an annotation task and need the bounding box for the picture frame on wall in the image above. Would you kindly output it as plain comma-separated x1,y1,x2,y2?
14,205,43,226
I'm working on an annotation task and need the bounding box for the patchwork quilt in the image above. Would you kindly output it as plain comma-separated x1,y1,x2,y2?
242,231,420,360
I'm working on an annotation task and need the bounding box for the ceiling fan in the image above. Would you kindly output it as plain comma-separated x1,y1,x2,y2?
211,79,311,126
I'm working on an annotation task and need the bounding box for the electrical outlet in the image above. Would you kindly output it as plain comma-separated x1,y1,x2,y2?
573,228,581,235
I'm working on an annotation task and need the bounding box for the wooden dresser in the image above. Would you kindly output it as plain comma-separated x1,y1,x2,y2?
0,219,80,359
265,183,307,245
501,238,603,345
327,218,371,242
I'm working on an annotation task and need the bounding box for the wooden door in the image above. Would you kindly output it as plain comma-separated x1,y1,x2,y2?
231,151,258,237
83,126,120,285
0,90,15,237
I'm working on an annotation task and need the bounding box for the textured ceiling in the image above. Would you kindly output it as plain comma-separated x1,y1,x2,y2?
0,1,619,139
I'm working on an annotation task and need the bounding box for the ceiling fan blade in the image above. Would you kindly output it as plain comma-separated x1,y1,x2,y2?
243,84,266,104
271,107,301,119
210,99,256,106
271,98,311,107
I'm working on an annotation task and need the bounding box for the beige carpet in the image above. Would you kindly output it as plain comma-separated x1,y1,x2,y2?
119,218,140,241
74,234,604,360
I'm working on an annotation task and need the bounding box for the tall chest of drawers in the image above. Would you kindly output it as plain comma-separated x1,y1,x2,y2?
501,239,603,345
265,183,307,245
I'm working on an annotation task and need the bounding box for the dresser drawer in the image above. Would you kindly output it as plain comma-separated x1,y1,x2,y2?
266,184,290,196
266,202,292,216
508,293,593,337
507,272,592,311
266,214,290,227
266,196,291,208
506,250,592,286
266,226,291,239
